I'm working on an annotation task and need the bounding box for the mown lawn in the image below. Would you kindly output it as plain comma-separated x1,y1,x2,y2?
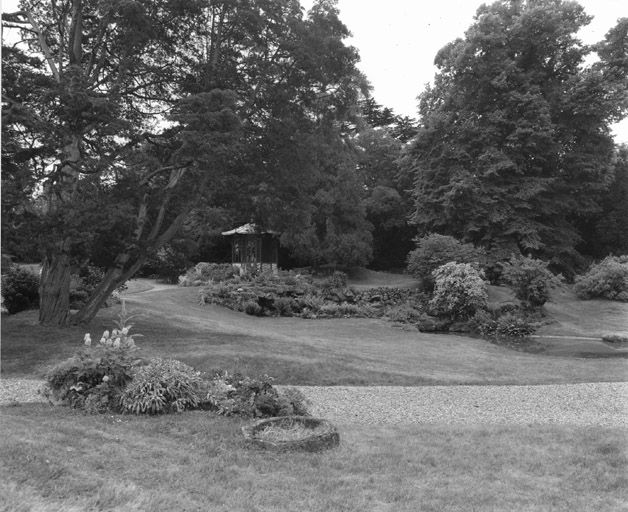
1,404,627,512
1,281,627,511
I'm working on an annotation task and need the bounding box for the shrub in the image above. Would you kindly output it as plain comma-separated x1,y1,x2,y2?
1,266,40,314
121,358,203,414
179,262,238,286
274,297,298,316
429,262,488,320
386,303,424,324
201,372,309,418
244,300,264,316
322,271,348,291
501,255,560,309
574,256,628,301
469,309,498,336
407,234,484,290
495,313,537,338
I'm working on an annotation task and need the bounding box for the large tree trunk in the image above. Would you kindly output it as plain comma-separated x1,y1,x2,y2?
68,253,146,326
39,244,72,326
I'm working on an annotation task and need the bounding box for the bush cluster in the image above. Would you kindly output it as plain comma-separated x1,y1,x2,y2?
1,266,40,315
45,309,309,418
406,234,484,290
469,308,538,339
197,268,428,321
574,256,628,301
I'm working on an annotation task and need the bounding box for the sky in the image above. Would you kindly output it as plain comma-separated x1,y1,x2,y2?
308,0,628,143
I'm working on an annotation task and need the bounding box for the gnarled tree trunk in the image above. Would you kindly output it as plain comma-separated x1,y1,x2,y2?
39,242,72,326
68,253,146,326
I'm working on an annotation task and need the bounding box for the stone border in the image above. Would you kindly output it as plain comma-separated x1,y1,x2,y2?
242,416,340,452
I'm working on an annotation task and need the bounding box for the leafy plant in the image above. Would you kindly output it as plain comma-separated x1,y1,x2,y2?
574,256,628,301
501,255,560,309
45,304,143,411
179,262,239,286
495,313,537,338
469,310,499,336
1,266,40,315
201,372,307,418
121,358,203,414
429,262,488,320
406,234,484,290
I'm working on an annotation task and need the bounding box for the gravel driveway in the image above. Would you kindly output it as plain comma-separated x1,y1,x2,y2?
3,378,627,427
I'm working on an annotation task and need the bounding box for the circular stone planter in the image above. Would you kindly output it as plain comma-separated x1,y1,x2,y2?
242,416,340,452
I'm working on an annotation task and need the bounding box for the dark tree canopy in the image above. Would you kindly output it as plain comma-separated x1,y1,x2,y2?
402,0,628,274
2,0,369,324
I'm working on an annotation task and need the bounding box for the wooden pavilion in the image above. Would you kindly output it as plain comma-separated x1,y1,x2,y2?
221,223,280,274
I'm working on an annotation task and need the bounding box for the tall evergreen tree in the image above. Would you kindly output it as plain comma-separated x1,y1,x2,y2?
402,0,628,274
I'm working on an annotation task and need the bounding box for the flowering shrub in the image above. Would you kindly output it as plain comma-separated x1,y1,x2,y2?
574,256,628,301
121,358,203,414
501,255,560,309
429,262,488,319
406,234,484,290
46,303,143,412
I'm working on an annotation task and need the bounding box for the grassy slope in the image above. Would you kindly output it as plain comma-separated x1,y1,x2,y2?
2,281,627,384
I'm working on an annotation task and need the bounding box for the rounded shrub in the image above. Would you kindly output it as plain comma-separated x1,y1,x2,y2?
406,234,484,290
574,256,628,301
121,358,203,414
500,255,560,309
1,266,40,314
429,262,488,320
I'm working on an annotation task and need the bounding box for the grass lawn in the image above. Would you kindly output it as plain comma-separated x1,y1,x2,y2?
1,404,626,512
1,276,627,511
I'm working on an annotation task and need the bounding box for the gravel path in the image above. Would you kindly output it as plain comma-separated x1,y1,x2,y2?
296,383,628,427
3,378,627,427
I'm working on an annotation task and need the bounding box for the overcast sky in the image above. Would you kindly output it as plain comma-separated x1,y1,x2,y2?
313,0,628,143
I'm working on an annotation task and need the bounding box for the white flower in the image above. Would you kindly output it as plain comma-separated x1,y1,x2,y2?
102,376,110,382
121,327,129,335
113,338,121,348
111,329,118,336
100,338,106,345
102,330,110,339
84,334,91,346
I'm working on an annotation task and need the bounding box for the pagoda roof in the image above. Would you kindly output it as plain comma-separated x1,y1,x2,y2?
221,223,280,236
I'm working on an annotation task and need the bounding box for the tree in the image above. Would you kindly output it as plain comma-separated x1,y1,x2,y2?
402,1,628,275
357,127,414,269
2,0,368,324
